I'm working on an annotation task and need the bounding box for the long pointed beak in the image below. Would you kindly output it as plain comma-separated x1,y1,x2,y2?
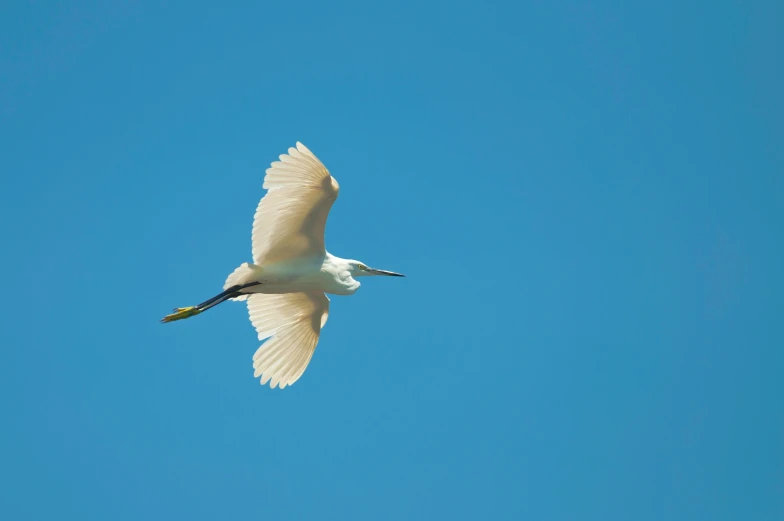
367,267,405,277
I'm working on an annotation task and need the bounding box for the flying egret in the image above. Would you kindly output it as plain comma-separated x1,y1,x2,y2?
162,142,404,389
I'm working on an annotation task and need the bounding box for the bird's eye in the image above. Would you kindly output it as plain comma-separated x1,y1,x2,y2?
358,264,367,270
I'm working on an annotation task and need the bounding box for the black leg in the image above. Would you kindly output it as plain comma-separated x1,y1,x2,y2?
195,285,241,309
195,281,261,311
162,281,262,323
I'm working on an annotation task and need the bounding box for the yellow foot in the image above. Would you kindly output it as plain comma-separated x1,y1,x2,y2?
161,306,202,323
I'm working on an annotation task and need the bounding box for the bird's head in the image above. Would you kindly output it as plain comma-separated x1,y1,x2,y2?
350,260,405,278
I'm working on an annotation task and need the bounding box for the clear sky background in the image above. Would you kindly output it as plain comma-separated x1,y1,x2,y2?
1,2,781,520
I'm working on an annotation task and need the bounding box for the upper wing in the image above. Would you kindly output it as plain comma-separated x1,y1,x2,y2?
252,142,340,265
247,291,330,389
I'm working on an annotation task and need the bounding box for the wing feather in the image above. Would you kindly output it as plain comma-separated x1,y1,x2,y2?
252,142,339,264
247,292,330,389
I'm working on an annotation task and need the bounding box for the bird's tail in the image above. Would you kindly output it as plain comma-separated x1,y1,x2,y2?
224,262,263,301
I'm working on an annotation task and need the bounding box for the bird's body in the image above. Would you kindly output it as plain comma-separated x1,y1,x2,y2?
224,253,361,297
162,142,403,389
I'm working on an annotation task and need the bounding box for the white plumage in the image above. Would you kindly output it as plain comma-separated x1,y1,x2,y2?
248,292,329,389
163,142,404,389
252,142,339,265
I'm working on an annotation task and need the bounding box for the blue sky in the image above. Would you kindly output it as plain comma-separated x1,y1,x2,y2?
1,1,781,519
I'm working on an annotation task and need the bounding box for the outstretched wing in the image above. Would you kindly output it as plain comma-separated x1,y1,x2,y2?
252,142,340,265
247,291,330,389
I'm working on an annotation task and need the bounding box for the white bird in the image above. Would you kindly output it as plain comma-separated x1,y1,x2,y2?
162,142,404,389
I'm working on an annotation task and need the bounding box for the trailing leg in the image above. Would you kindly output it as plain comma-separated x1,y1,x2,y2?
161,281,261,323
